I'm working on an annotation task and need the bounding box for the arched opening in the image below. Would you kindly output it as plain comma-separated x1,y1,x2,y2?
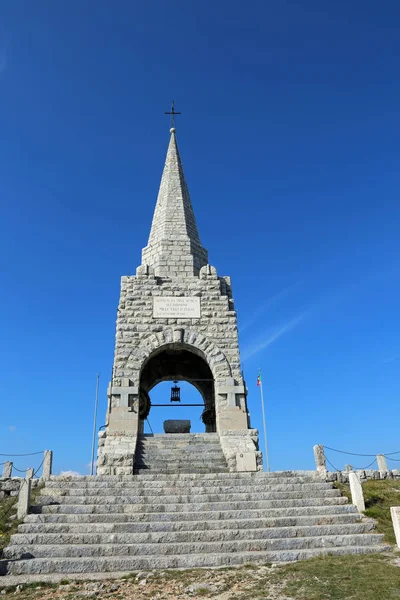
139,344,216,433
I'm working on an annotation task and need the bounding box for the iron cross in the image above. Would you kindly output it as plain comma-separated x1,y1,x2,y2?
165,100,181,128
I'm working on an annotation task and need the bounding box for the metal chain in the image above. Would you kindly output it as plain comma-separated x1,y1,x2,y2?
324,445,400,458
0,451,44,457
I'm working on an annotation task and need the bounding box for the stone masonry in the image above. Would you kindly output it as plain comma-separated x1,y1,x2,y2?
97,128,260,475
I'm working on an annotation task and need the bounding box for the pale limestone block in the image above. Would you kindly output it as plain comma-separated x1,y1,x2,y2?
26,468,34,479
236,452,256,472
349,472,365,512
217,407,248,430
313,444,326,473
42,450,53,481
2,461,12,478
345,464,353,472
17,477,32,520
390,507,400,548
376,454,388,470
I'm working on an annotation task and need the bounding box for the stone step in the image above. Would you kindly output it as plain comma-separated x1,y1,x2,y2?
137,434,220,440
39,497,350,515
4,533,385,560
10,523,375,548
135,452,225,458
137,440,223,446
133,467,229,474
134,459,228,466
5,545,389,575
22,512,361,531
42,482,335,496
136,450,226,463
43,490,341,505
44,475,321,488
49,471,317,482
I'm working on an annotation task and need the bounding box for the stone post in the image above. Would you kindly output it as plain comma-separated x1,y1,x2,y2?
2,461,12,478
345,464,353,472
349,472,365,512
376,454,388,471
17,477,32,520
313,444,326,474
42,450,53,481
26,468,34,479
390,507,400,549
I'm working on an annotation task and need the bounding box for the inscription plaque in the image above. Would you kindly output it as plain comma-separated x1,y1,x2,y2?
153,297,201,318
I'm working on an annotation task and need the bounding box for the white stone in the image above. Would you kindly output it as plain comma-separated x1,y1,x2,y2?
313,444,326,474
349,472,365,512
153,296,201,318
390,507,400,549
17,477,31,520
236,452,257,472
2,461,12,478
376,454,388,470
42,450,53,481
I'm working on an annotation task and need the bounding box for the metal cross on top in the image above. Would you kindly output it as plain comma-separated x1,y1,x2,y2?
165,100,181,128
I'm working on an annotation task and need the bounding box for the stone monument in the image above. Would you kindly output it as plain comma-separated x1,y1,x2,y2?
97,126,261,475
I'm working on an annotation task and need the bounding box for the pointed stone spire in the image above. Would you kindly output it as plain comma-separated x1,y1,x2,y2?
141,128,208,277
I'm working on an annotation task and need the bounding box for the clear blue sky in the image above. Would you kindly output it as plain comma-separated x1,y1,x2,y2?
1,1,399,475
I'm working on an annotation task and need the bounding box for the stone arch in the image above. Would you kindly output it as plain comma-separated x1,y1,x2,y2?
123,327,232,386
138,335,226,433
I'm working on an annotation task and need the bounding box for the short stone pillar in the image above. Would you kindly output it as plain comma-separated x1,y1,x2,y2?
17,477,32,520
42,450,53,481
2,461,12,478
390,507,400,549
26,468,34,479
376,454,388,471
313,444,326,474
349,472,365,512
345,464,353,472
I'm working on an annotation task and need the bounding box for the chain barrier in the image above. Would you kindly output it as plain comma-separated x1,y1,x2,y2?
0,451,44,457
351,458,378,470
324,444,400,472
33,458,45,478
325,457,342,472
324,445,400,458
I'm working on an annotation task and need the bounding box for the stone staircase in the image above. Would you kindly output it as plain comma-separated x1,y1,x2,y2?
134,433,229,474
2,469,388,576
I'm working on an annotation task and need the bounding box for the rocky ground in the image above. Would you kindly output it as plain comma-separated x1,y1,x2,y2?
2,553,400,600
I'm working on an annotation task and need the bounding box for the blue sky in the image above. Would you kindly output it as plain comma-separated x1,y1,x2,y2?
1,1,399,475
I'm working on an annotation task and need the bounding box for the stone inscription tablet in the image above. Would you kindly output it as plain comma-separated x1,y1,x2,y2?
153,297,201,318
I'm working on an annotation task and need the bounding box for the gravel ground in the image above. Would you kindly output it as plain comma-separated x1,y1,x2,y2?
0,564,291,599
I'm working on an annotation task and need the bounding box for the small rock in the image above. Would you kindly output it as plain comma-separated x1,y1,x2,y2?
186,582,217,594
1,590,6,596
135,571,149,580
109,584,120,592
14,584,23,594
84,583,101,592
139,579,147,586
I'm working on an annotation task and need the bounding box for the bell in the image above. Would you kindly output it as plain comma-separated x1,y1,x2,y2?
170,380,181,402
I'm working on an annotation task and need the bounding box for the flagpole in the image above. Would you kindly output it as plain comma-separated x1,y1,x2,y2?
90,373,100,476
258,370,270,472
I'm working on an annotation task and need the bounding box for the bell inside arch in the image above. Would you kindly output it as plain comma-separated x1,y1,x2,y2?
170,380,181,403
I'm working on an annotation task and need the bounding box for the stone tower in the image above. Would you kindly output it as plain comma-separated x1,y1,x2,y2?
97,127,261,475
